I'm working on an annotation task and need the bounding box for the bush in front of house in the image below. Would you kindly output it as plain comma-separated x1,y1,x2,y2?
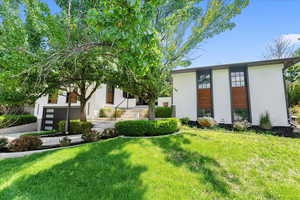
0,114,37,128
115,118,179,137
259,112,272,130
197,117,218,128
82,130,101,142
8,136,42,152
59,136,72,147
155,107,172,118
23,130,57,137
101,128,117,139
180,117,190,125
233,121,251,131
58,120,93,134
99,108,125,118
0,137,8,149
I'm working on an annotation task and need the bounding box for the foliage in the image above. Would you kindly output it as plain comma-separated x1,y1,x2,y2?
115,118,179,137
22,130,57,137
99,108,125,118
101,128,117,139
8,136,42,152
197,117,218,128
180,117,190,125
59,136,72,147
155,107,172,118
0,137,8,149
259,112,272,130
233,121,251,131
288,82,300,106
0,114,37,128
58,120,93,134
81,130,101,142
290,105,300,124
285,64,300,83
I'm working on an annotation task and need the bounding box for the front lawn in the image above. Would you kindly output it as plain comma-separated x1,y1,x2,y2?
0,127,299,199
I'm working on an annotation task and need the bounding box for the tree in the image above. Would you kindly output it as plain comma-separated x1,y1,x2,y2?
264,36,295,59
108,0,249,120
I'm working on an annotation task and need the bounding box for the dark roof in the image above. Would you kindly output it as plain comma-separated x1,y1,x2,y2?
172,56,300,74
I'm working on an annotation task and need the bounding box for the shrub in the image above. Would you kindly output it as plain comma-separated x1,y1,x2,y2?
59,137,72,147
0,114,37,128
9,136,42,152
23,130,57,136
101,128,117,138
259,112,272,130
180,117,190,125
82,130,101,142
99,108,107,117
0,137,8,149
155,107,172,118
99,108,125,118
58,120,93,134
115,118,179,137
233,121,251,131
197,117,218,128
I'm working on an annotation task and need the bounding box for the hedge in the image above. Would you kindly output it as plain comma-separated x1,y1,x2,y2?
115,118,179,137
58,120,93,134
155,107,172,118
0,114,37,129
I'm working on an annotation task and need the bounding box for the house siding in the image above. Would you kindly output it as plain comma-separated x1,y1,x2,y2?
212,69,232,124
248,64,289,126
172,72,197,120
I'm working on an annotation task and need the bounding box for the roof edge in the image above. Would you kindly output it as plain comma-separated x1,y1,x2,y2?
172,56,300,74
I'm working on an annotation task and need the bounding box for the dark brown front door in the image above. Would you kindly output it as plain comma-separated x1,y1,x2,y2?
106,85,115,104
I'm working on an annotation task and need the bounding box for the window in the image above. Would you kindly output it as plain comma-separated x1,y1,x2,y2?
48,93,58,104
230,68,250,122
197,70,213,118
198,71,211,89
231,71,245,87
123,91,134,99
66,92,78,103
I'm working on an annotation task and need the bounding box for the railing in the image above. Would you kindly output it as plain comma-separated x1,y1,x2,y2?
114,98,127,120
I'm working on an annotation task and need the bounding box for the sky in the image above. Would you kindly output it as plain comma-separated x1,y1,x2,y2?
43,0,300,67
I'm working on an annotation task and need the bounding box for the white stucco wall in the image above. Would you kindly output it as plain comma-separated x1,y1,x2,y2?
248,64,289,126
212,69,232,124
172,72,197,120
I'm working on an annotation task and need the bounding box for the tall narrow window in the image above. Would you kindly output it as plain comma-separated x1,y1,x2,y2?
106,85,115,104
66,92,78,103
230,68,250,121
197,70,213,117
48,93,58,104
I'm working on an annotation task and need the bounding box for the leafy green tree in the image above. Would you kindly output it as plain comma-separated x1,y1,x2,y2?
108,0,249,119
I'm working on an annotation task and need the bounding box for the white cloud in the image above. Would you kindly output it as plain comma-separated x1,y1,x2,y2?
281,34,300,44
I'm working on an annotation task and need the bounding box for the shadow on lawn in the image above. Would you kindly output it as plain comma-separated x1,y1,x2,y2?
0,138,147,200
151,133,240,197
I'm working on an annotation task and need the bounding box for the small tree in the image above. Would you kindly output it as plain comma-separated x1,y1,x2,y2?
264,37,295,59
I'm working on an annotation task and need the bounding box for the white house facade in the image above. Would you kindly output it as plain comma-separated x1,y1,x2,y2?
34,85,171,131
172,57,300,127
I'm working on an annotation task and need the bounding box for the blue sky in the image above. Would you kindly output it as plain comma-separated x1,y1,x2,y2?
43,0,300,67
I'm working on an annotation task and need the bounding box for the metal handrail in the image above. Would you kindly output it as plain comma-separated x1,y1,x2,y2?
115,98,127,120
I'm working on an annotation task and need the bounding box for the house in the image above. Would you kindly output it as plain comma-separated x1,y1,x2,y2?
172,57,300,127
34,85,171,130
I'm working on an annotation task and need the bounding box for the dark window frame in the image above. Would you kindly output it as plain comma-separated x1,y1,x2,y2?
196,70,214,118
229,67,251,122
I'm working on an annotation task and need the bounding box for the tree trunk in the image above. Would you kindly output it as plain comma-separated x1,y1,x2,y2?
80,100,87,122
148,100,156,120
65,97,71,134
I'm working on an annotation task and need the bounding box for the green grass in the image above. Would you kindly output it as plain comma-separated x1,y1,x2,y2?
0,127,299,200
22,130,57,136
